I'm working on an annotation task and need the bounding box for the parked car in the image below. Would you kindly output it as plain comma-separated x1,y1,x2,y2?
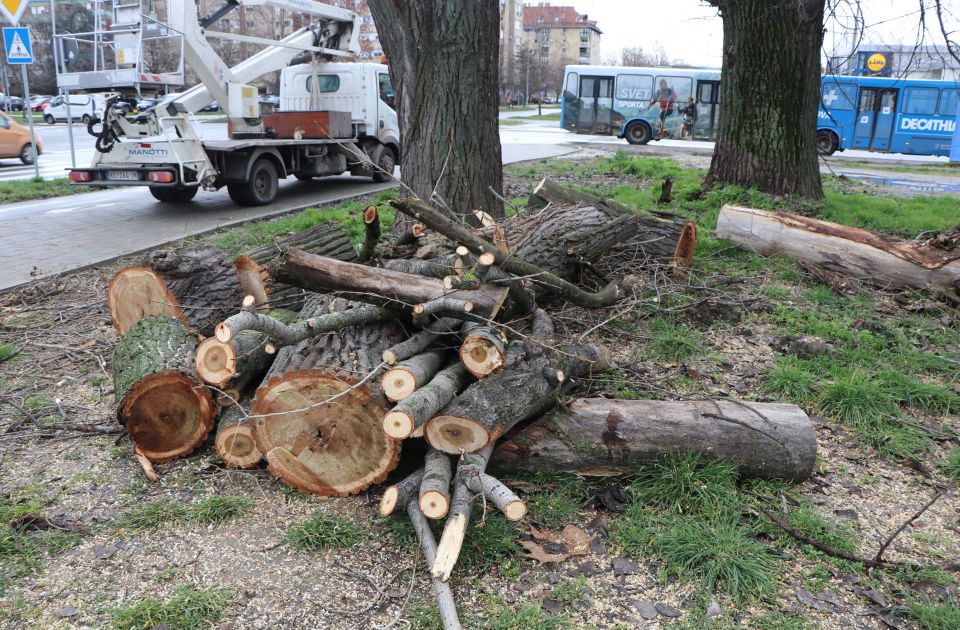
43,94,106,124
0,96,24,111
30,96,53,112
529,95,555,104
0,110,42,164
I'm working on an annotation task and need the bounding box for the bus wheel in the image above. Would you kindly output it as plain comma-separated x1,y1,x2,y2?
228,158,279,206
816,130,838,156
625,121,651,145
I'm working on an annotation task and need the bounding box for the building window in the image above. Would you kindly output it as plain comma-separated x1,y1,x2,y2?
580,28,591,42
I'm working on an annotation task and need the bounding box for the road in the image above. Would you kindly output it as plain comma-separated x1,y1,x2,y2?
0,127,578,290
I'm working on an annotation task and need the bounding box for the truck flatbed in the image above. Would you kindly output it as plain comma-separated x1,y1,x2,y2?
201,136,357,151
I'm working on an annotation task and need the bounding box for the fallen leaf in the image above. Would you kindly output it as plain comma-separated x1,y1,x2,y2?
521,539,569,564
523,524,593,564
76,339,96,349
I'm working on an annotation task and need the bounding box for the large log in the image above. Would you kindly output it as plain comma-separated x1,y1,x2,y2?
108,245,251,337
250,295,405,496
490,398,817,482
716,205,960,300
269,249,510,317
113,316,216,462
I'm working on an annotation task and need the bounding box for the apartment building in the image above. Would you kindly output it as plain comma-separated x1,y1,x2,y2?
522,4,601,96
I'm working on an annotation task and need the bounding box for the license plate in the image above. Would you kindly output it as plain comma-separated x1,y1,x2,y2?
106,170,140,181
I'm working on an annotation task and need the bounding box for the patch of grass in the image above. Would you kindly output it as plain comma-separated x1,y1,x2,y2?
188,496,251,525
405,603,443,630
628,453,741,517
875,371,959,414
107,586,232,630
647,318,703,361
0,177,89,204
905,598,960,630
549,576,593,608
653,516,778,602
113,496,251,530
820,188,960,237
0,343,20,362
763,357,818,403
523,473,590,528
0,494,83,596
818,370,897,426
456,512,522,574
480,597,570,630
944,448,960,483
753,611,812,630
756,503,860,572
284,510,367,551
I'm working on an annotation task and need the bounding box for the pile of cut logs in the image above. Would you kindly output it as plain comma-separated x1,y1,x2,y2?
107,181,820,628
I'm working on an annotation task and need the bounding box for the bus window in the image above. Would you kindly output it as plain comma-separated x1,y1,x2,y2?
615,74,652,105
822,81,856,110
562,72,578,131
902,87,939,114
565,72,579,97
697,82,718,104
655,75,692,104
939,88,958,115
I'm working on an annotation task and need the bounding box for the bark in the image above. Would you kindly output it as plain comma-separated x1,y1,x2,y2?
425,342,610,454
490,398,817,482
432,445,493,581
195,308,298,389
270,249,509,317
112,316,216,462
462,472,526,521
382,255,463,279
419,448,453,519
715,205,960,300
406,501,463,630
215,405,262,469
382,349,448,402
250,295,406,496
383,318,463,365
383,362,472,439
705,0,826,199
215,302,397,345
379,467,425,517
368,0,503,231
358,205,382,263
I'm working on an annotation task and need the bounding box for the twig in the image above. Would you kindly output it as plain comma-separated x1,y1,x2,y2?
874,491,944,563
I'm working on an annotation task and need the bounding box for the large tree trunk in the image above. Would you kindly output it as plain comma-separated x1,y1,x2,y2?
250,295,406,496
367,0,503,229
113,316,216,462
489,398,817,482
716,205,960,300
705,0,825,200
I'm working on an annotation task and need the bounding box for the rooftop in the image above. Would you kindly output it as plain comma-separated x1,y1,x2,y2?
522,4,602,33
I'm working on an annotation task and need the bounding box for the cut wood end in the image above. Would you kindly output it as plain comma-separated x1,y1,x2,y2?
382,410,414,439
264,343,277,355
107,266,183,336
425,415,489,454
215,388,241,407
412,304,425,315
242,294,256,308
195,337,237,386
463,301,474,313
382,349,398,365
478,252,496,267
216,425,262,468
503,499,527,521
383,368,416,402
432,512,468,581
214,322,232,343
455,245,470,257
363,205,378,224
379,485,399,516
673,221,698,269
443,276,456,290
460,337,504,378
419,490,450,519
412,224,425,237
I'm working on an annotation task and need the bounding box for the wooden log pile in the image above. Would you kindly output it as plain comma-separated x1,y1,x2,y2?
105,186,820,629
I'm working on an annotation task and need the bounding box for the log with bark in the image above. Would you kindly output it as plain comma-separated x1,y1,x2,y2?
381,348,448,402
112,316,216,462
458,322,507,378
250,295,406,496
382,362,472,439
215,404,262,468
489,398,817,482
716,205,960,300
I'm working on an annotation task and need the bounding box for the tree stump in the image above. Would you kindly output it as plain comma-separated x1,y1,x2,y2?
113,316,216,462
251,295,406,495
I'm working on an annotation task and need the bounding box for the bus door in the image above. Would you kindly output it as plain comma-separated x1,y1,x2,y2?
577,76,614,135
853,88,898,151
695,80,720,140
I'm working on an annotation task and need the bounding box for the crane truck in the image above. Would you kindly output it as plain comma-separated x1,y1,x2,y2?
59,0,399,206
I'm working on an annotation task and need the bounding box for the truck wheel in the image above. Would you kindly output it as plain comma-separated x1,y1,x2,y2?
19,144,35,165
81,114,91,125
816,130,838,156
149,186,198,203
372,146,396,183
44,114,55,125
228,158,279,206
624,121,651,145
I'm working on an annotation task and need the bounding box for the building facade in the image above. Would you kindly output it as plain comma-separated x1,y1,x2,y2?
521,3,601,98
828,45,960,81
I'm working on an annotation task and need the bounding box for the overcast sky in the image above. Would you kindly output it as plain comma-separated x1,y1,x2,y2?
547,0,956,67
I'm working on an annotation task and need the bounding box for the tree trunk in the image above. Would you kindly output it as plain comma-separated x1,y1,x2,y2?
489,398,817,482
250,295,406,496
715,205,960,300
367,0,503,230
113,316,216,462
705,0,825,200
215,405,262,469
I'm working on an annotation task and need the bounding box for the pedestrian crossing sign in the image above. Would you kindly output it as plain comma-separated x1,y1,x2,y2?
0,0,29,26
2,26,31,64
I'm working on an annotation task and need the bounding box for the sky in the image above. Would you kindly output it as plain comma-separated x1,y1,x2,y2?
545,0,958,67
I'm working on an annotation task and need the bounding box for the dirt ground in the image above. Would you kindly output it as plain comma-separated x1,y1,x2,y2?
1,160,957,629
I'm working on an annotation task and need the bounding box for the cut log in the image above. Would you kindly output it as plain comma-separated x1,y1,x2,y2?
490,398,817,482
215,405,262,468
419,448,453,519
462,472,526,521
715,205,960,300
432,445,493,581
113,316,216,462
215,302,396,345
426,342,609,454
383,318,463,365
251,295,405,496
382,256,463,279
382,349,448,402
379,467,425,517
358,205,381,263
459,324,507,378
269,249,510,316
195,307,298,389
383,363,472,439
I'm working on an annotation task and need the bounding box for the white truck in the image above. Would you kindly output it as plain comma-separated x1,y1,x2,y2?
60,0,399,206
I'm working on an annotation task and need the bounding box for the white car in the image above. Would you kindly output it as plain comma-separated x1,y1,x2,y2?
43,94,106,124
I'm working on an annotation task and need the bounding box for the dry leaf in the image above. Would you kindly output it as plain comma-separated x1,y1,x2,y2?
521,539,570,564
522,525,593,564
76,339,96,349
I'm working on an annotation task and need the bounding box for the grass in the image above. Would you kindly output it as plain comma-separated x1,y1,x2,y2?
284,510,368,551
549,577,593,609
905,598,960,630
113,496,251,530
0,177,89,204
628,453,740,517
755,503,860,568
107,586,232,630
0,343,20,362
942,448,960,483
646,318,703,361
482,597,571,630
763,358,818,403
522,473,591,528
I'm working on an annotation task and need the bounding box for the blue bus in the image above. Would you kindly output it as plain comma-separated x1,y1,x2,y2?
817,75,960,156
561,65,722,144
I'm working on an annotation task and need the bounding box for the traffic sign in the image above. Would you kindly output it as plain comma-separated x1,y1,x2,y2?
0,0,29,26
2,26,31,64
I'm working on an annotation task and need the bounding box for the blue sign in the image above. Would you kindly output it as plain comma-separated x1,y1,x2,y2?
3,27,32,64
